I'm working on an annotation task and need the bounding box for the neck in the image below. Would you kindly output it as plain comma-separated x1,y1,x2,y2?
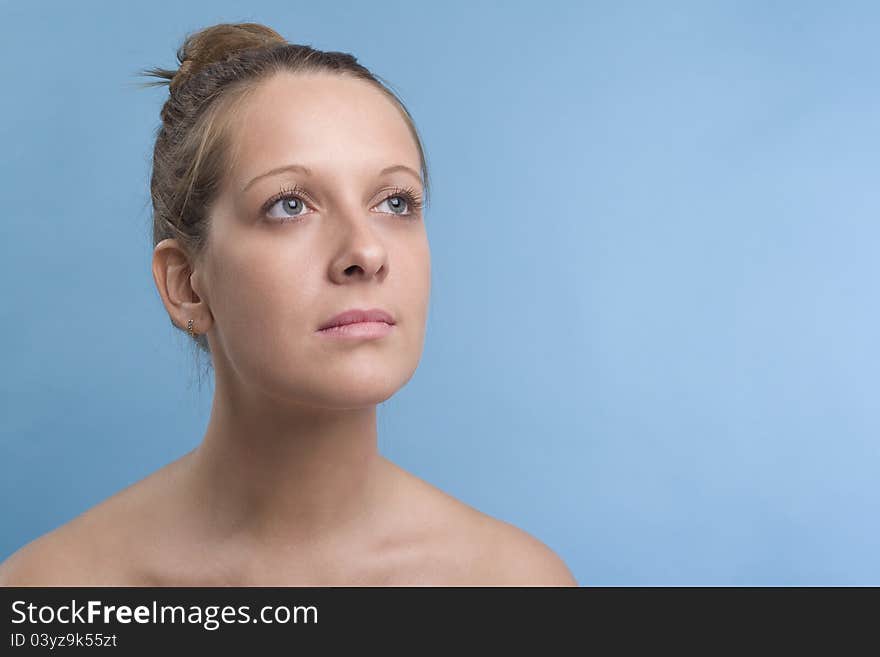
184,365,386,547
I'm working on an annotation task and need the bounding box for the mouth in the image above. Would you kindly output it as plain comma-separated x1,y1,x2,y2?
316,307,396,339
316,321,394,339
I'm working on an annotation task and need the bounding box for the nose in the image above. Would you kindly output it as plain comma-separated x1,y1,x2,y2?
327,209,389,284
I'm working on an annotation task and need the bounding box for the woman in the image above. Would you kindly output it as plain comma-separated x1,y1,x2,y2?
0,22,577,586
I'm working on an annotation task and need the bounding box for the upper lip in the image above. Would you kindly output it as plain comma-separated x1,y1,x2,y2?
317,307,396,331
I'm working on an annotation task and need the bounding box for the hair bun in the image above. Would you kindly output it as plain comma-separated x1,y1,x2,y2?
170,22,287,93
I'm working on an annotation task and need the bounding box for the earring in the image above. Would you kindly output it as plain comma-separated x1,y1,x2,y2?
187,318,195,339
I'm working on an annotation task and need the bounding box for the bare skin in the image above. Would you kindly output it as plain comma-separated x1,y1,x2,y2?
0,71,577,587
0,452,576,586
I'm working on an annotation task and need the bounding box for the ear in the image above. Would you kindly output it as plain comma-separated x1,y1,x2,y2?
152,238,213,337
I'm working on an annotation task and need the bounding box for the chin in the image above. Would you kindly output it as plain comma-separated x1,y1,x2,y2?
298,384,400,410
295,365,417,409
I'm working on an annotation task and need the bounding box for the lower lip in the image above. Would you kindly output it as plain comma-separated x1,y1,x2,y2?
316,321,394,339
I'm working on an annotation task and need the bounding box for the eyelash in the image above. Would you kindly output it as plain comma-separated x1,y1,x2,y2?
261,184,424,224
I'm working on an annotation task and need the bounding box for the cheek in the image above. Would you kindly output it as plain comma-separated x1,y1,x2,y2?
391,236,430,359
209,241,315,344
408,236,431,314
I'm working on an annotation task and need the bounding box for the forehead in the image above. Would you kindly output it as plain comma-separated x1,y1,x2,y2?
227,71,420,183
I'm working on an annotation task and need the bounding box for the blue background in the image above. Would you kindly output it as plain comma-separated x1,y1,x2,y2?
1,0,878,585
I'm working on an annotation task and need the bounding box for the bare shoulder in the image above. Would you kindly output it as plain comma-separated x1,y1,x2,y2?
0,457,187,587
382,459,578,586
461,513,578,586
0,516,108,586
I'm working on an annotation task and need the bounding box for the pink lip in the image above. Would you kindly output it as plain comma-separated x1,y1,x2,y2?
316,321,394,340
316,307,396,339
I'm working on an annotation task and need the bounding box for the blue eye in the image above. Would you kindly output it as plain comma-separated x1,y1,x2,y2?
261,184,424,224
372,186,424,218
261,184,313,224
376,193,414,216
267,195,309,221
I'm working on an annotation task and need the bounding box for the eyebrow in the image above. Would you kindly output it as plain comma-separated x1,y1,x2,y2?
242,163,422,193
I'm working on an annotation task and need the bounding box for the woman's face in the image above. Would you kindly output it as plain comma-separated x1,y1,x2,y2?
193,71,430,409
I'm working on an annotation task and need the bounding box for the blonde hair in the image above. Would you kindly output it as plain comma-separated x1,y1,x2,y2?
138,22,430,358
